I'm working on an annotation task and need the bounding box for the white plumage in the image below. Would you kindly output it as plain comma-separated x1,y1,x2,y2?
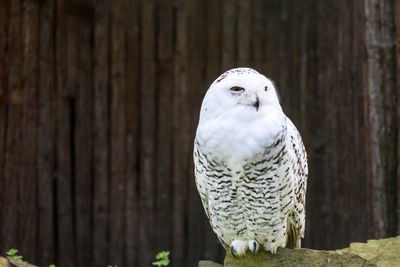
193,67,308,256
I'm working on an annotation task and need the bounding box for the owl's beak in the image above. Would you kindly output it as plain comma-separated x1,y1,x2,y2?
254,95,260,111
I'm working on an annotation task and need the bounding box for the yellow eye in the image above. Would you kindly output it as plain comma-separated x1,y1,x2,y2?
230,86,244,92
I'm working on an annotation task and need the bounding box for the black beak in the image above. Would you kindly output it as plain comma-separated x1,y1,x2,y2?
254,95,260,111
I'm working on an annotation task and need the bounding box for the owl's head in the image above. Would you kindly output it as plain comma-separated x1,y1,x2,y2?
199,67,282,122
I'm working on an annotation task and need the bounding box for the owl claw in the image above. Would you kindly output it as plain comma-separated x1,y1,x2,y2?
248,240,259,255
230,246,237,259
231,240,249,257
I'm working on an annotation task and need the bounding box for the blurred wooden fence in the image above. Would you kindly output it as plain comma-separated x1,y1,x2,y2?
0,0,399,266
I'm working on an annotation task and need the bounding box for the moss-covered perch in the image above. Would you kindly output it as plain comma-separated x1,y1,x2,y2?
199,235,400,267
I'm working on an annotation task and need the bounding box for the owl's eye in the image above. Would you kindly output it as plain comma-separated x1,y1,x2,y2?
265,86,268,91
230,86,244,92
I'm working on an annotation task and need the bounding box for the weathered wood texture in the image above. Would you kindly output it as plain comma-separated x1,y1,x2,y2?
0,0,399,266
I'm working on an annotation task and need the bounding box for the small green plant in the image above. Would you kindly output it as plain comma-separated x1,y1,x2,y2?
6,249,28,264
6,249,55,267
152,251,170,267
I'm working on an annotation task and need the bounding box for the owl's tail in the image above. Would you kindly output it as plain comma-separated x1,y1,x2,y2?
286,211,301,249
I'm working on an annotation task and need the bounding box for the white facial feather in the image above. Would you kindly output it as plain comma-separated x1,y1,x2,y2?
196,68,285,165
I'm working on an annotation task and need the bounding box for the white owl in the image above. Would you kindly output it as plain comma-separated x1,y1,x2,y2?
193,67,308,257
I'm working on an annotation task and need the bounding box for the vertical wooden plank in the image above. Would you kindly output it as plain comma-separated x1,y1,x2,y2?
109,0,127,265
237,0,251,67
349,0,370,244
187,0,207,265
221,0,236,70
364,0,398,239
56,5,97,267
251,0,265,71
55,6,76,266
172,1,190,266
295,1,311,133
0,0,10,255
263,1,281,82
296,0,317,249
301,0,324,250
395,0,400,234
155,0,173,255
92,0,109,266
295,0,315,249
203,0,224,263
286,1,302,124
19,0,39,262
205,0,221,85
3,0,22,253
138,0,156,265
317,0,339,249
275,0,291,110
376,0,400,238
124,1,140,266
334,0,353,246
330,0,358,247
72,11,93,267
37,0,56,265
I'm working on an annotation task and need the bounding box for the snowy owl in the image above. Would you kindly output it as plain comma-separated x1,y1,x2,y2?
193,67,308,257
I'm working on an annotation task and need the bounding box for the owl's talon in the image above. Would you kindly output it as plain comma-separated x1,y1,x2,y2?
231,240,249,257
248,240,259,255
230,246,237,259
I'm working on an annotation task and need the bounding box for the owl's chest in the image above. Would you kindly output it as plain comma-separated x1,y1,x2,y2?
196,116,286,165
206,142,292,242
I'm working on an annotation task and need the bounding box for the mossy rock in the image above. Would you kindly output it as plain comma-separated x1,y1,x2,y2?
340,235,400,267
198,235,400,267
198,260,224,267
223,248,374,267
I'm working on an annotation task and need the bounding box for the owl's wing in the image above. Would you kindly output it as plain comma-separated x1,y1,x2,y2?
286,118,308,239
193,139,211,220
193,139,232,248
287,119,307,209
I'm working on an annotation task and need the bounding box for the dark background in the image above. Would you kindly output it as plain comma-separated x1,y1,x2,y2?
0,0,399,266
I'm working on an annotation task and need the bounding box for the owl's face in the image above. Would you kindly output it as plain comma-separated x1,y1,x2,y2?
199,68,282,123
197,67,286,163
